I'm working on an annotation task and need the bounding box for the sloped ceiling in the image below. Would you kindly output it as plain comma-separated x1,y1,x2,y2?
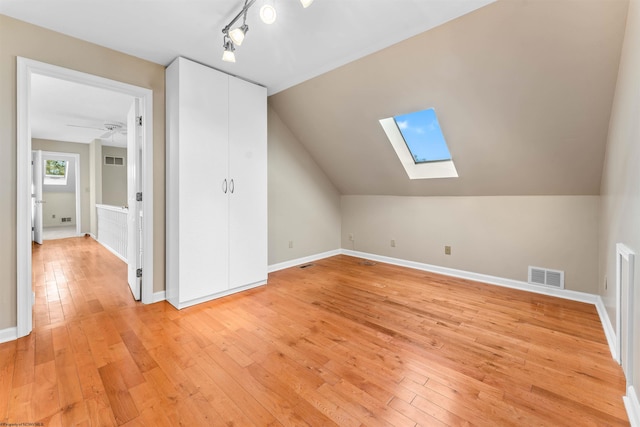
269,0,629,196
0,0,495,95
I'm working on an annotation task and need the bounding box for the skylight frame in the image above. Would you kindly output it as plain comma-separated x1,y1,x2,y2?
379,108,458,180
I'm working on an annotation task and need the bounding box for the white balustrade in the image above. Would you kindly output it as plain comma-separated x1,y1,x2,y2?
96,204,128,262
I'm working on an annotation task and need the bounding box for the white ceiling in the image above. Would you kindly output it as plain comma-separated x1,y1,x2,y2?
30,74,134,147
0,0,495,95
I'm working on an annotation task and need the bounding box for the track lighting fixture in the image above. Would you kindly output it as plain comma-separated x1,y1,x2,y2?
222,36,236,63
221,0,315,63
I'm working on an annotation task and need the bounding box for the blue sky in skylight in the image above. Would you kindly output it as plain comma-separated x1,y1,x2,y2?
393,108,451,163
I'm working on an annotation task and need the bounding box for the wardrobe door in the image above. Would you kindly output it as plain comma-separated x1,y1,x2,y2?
177,58,230,303
227,77,267,289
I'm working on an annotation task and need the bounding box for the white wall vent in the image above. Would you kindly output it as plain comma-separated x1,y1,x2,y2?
528,266,564,289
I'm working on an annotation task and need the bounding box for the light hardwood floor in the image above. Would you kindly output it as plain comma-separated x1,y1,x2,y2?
0,236,629,426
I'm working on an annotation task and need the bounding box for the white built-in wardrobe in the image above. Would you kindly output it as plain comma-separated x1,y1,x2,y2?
165,56,267,309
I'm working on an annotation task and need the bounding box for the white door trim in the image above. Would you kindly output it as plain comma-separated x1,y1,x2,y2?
17,57,154,339
37,151,82,237
616,242,635,385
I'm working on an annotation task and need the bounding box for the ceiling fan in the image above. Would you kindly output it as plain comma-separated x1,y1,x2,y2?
67,121,127,139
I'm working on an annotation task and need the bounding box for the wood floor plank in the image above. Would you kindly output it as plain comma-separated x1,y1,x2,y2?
98,362,139,425
0,343,17,422
0,239,629,426
31,360,59,422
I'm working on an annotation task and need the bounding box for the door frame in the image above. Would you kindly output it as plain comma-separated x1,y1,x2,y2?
35,150,82,238
616,242,635,387
17,57,154,338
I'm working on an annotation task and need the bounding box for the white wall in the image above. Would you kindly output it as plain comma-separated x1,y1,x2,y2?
268,105,342,265
342,195,600,293
599,0,640,389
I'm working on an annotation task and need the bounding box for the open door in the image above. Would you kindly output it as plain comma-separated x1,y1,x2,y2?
32,150,43,245
127,99,142,300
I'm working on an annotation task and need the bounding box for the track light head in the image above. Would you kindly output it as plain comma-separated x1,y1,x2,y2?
222,37,236,63
229,23,249,46
300,0,314,8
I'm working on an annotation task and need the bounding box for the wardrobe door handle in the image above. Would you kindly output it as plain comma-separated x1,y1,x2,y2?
230,179,234,194
222,179,228,194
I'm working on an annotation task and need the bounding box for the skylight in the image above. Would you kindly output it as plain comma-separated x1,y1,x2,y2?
44,159,68,185
394,108,451,163
379,107,458,180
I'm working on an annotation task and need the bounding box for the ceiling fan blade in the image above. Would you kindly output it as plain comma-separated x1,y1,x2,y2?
67,123,106,131
100,130,115,138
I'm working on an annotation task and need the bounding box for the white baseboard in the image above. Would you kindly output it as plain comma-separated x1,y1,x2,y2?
595,296,617,361
625,386,640,427
341,249,598,305
0,327,18,344
168,280,266,310
268,249,342,273
152,290,166,303
93,237,127,263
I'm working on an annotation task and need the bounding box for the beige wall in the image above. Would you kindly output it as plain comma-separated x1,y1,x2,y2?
32,139,89,233
267,105,341,265
89,139,103,237
342,195,600,293
0,15,166,329
599,0,640,387
42,193,76,227
101,146,127,207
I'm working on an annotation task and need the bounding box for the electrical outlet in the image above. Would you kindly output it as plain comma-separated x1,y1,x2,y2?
349,233,354,241
445,245,451,255
390,239,396,247
288,241,293,249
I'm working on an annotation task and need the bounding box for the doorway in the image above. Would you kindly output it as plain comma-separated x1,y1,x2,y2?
17,58,154,338
32,150,82,242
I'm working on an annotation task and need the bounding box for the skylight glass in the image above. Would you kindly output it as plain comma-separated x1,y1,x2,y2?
393,108,451,163
379,107,457,180
44,159,68,186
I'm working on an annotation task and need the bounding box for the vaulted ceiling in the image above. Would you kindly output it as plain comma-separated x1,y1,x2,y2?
2,0,630,197
269,0,629,196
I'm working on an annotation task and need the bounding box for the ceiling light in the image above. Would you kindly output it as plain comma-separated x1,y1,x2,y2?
222,0,314,62
259,4,277,25
222,38,236,63
229,24,248,46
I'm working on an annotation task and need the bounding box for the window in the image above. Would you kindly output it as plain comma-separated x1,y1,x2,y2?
44,159,68,185
394,108,451,163
379,107,458,179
